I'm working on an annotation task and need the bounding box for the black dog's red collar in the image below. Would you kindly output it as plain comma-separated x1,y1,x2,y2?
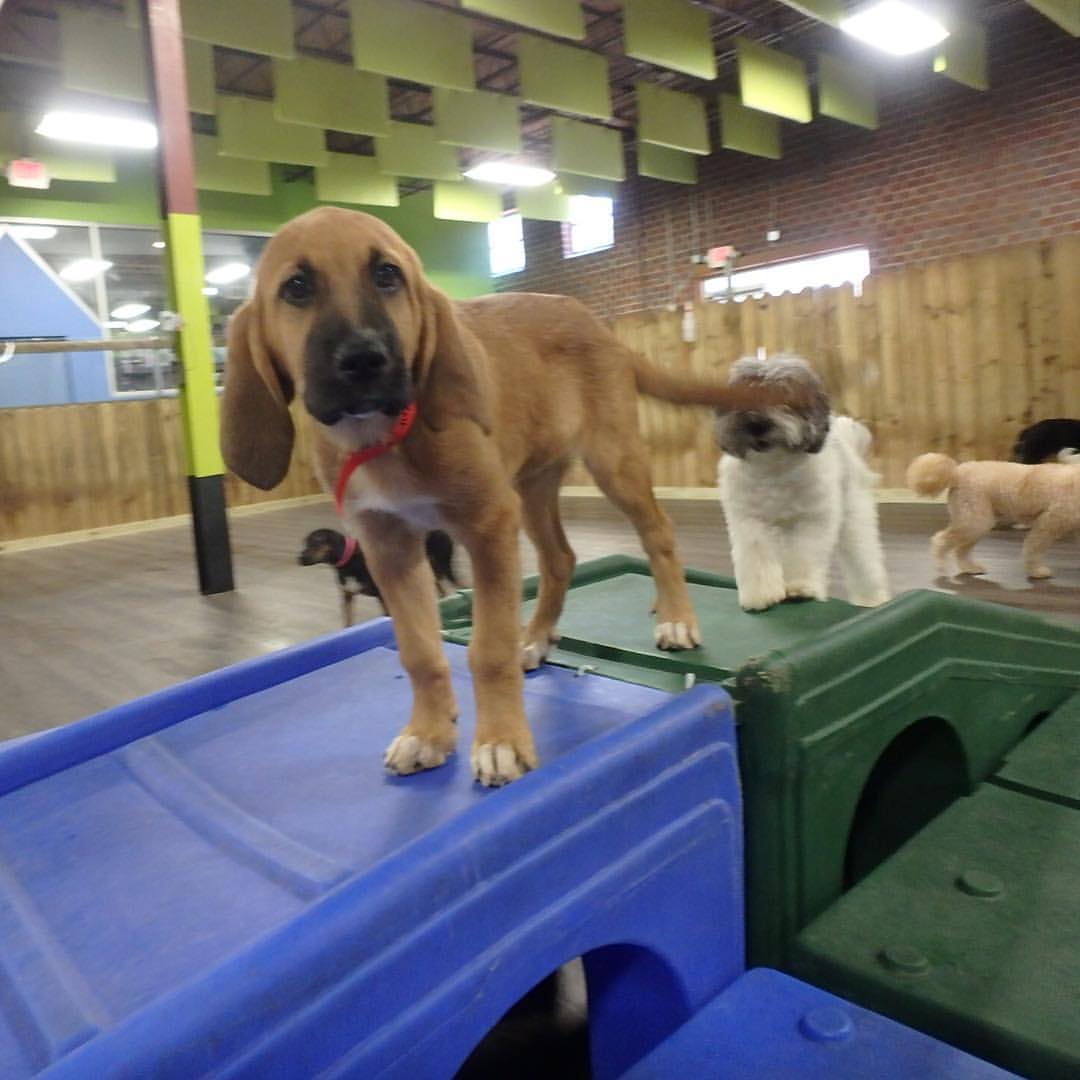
334,403,417,516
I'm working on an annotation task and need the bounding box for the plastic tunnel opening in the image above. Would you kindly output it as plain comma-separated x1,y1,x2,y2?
844,717,970,889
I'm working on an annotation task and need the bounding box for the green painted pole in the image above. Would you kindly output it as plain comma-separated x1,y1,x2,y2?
141,0,234,594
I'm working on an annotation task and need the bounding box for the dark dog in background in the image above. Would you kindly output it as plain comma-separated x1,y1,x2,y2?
1012,418,1080,464
299,528,459,626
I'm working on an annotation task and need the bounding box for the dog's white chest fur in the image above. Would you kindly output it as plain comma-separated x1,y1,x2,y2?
340,458,443,531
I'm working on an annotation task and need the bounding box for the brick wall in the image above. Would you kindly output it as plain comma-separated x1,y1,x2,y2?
497,6,1080,318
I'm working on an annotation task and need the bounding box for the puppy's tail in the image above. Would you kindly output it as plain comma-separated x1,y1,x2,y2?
906,452,957,497
630,354,803,412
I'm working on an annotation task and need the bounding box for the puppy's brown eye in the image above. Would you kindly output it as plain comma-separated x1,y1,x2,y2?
279,269,315,306
373,262,402,292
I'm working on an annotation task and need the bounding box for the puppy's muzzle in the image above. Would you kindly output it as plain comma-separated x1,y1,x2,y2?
333,332,391,385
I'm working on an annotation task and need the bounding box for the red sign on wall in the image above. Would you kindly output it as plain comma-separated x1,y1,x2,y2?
5,158,50,190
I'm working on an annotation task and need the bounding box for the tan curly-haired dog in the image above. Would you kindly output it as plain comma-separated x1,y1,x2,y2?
907,453,1080,580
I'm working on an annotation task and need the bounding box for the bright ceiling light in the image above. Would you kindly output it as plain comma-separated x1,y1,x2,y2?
125,318,160,333
104,320,127,329
204,262,250,285
111,302,151,320
59,257,112,282
36,110,158,149
152,240,166,249
463,161,556,187
840,1,949,55
8,224,57,240
202,286,220,296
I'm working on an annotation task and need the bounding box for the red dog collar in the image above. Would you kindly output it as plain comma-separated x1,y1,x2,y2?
334,403,417,516
334,535,359,568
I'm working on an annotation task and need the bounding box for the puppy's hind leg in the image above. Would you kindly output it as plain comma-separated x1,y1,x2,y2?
1022,511,1071,579
517,462,575,670
837,482,890,606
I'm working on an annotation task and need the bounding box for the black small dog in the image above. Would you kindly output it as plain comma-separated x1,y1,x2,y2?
1012,418,1080,464
299,527,459,626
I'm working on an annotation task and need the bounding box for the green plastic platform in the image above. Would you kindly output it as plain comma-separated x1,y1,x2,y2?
791,705,1080,1079
443,557,1080,969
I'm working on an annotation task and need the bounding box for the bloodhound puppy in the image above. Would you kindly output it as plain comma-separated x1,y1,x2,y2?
222,207,794,787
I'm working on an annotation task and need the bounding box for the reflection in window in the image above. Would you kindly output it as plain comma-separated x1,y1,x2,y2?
703,247,872,302
487,211,525,277
561,196,614,259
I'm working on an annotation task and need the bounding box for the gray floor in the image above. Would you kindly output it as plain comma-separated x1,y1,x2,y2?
1,496,1077,740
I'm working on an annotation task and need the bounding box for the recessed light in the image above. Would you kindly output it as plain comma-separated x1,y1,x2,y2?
202,286,220,296
59,257,113,282
840,1,949,56
35,110,158,149
463,162,556,187
125,318,160,333
111,302,151,320
204,262,250,285
8,224,57,240
152,240,166,249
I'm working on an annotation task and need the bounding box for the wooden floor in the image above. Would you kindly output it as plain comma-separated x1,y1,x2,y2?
1,495,1077,741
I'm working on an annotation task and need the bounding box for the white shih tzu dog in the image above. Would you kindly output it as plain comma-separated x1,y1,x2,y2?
716,355,890,612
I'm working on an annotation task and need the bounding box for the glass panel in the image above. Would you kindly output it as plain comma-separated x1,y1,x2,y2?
562,195,614,258
4,222,99,314
487,211,525,277
703,248,871,302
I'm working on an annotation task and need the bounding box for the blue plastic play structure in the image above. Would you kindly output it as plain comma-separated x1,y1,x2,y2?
0,617,1012,1077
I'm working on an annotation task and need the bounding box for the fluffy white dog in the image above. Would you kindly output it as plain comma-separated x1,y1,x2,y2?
716,355,890,612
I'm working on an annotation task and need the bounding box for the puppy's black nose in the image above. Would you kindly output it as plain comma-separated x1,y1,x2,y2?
332,334,389,381
746,417,770,437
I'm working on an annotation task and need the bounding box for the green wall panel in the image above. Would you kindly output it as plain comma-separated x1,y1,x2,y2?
273,58,389,135
518,37,611,120
637,140,697,184
375,122,461,181
217,97,329,167
720,93,781,159
817,53,877,130
516,183,571,221
550,117,624,180
434,88,522,153
184,40,217,116
349,0,474,91
736,38,812,124
636,82,709,155
934,20,990,91
624,0,717,80
181,0,295,59
315,153,399,206
556,173,619,198
461,0,584,39
31,148,117,184
194,134,272,195
433,180,503,222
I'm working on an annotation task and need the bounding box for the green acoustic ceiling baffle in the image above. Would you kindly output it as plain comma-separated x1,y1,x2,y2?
775,0,843,26
557,173,619,198
273,59,389,136
181,0,295,59
818,53,878,129
517,183,572,221
29,144,117,183
933,20,990,91
434,88,522,153
59,8,215,114
316,154,399,206
194,134,273,196
1025,0,1079,36
636,82,710,155
736,38,812,123
624,0,717,80
462,0,585,39
350,0,475,91
720,93,781,159
375,122,461,181
518,37,611,120
217,97,329,167
637,141,698,184
433,180,503,222
551,117,625,180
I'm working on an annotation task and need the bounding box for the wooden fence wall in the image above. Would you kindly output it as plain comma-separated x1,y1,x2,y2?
1,236,1077,542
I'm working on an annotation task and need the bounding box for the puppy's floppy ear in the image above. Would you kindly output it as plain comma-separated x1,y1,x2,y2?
221,301,295,490
414,282,492,435
798,384,832,454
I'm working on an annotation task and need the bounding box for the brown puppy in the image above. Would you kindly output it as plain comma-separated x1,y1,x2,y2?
222,207,796,787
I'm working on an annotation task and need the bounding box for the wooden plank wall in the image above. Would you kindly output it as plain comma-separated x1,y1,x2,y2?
1,236,1077,542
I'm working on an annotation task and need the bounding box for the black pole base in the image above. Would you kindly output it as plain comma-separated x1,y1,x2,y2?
187,474,235,595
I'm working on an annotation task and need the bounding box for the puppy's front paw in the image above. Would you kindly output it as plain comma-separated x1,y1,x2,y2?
654,620,702,650
384,733,454,776
520,630,560,671
1027,565,1054,580
739,587,786,612
471,741,538,787
956,562,987,576
785,583,826,601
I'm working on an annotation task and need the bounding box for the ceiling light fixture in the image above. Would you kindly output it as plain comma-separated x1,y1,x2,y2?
201,286,220,296
152,240,166,249
8,224,58,240
59,257,113,282
840,1,949,55
463,162,556,187
125,318,160,333
204,262,250,285
36,110,158,149
111,302,151,320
